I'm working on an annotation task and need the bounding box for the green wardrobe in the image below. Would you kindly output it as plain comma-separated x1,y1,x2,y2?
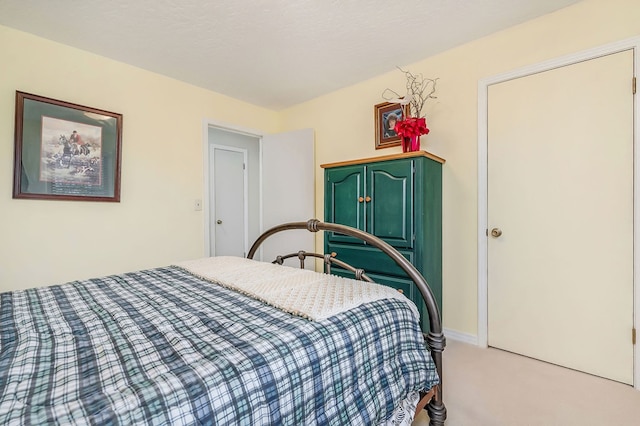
322,151,444,332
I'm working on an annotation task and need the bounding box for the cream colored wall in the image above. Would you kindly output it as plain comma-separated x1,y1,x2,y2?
279,0,640,336
0,25,279,291
3,0,639,334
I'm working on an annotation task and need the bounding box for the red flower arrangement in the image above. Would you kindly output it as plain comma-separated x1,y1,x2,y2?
394,116,430,152
394,116,430,139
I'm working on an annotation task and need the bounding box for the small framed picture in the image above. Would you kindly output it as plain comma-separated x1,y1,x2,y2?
374,102,409,149
13,91,123,202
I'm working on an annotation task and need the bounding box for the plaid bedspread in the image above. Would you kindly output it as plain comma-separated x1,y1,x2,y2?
0,265,438,425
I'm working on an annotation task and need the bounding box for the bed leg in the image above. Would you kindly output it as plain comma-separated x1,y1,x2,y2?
424,331,446,425
426,397,447,426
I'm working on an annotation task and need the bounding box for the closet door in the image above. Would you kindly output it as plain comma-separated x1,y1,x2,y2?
488,50,634,384
211,146,247,257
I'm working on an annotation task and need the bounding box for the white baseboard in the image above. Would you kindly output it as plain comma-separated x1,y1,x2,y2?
444,328,479,346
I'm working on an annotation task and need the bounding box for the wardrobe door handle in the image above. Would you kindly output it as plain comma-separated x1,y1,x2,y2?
365,196,371,202
358,197,364,203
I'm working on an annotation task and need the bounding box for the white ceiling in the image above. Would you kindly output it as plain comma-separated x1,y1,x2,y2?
0,0,582,110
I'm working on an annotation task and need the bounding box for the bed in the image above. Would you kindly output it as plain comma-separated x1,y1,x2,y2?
0,219,447,425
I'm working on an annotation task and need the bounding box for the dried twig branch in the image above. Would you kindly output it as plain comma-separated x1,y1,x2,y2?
382,67,438,118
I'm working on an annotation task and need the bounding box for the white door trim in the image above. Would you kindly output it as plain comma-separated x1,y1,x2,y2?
202,119,264,257
477,36,640,389
210,144,249,256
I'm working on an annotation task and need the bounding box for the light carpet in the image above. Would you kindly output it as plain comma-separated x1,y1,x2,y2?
413,340,640,425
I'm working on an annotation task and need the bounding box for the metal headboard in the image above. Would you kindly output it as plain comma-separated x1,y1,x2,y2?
246,219,447,425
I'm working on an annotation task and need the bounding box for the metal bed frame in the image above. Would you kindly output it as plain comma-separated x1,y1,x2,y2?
247,219,447,426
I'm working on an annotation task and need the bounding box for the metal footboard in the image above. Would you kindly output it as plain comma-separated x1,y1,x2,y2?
247,219,447,425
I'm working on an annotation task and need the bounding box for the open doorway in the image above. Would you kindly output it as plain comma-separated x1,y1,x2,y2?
203,123,315,264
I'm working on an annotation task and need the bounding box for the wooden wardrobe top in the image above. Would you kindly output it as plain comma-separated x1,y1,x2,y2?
320,150,446,168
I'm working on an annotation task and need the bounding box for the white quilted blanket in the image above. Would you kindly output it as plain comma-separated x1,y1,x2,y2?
174,256,416,320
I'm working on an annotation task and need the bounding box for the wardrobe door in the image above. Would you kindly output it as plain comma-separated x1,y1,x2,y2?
367,159,414,248
325,165,366,245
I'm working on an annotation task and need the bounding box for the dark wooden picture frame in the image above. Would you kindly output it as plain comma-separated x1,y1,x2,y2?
374,101,408,150
13,91,123,202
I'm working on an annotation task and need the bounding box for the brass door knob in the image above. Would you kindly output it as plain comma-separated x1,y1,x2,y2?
358,197,364,203
365,196,371,202
490,228,502,238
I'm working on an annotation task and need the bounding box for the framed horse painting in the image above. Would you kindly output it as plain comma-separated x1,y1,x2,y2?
13,91,123,202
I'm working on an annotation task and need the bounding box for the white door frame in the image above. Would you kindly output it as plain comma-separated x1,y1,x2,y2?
202,119,264,257
477,36,640,389
210,144,249,256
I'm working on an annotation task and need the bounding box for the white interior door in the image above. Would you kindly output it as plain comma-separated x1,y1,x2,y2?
261,129,315,267
488,50,634,384
211,146,248,257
